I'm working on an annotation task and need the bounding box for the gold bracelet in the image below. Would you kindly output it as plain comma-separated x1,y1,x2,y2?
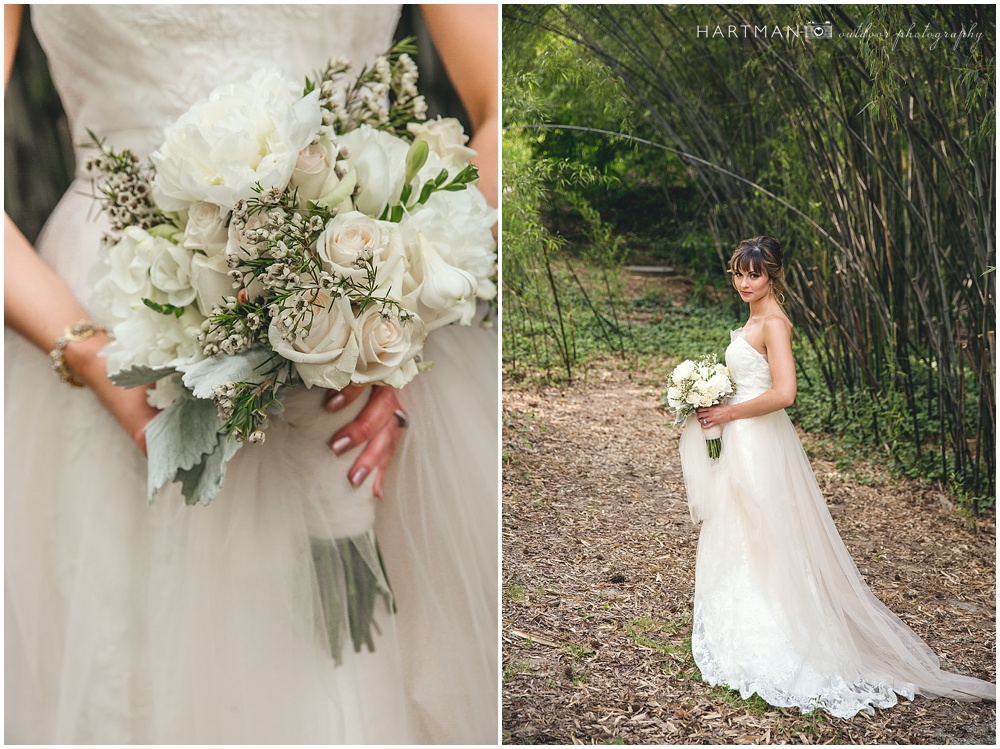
50,321,106,388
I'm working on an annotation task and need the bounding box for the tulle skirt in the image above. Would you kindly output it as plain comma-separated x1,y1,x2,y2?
679,405,995,719
5,184,498,743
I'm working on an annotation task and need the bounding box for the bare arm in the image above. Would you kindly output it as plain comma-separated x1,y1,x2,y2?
698,317,797,425
4,4,158,453
419,4,498,210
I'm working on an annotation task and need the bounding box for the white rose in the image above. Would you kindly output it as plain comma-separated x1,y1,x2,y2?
268,294,359,390
183,201,230,256
225,210,269,263
685,391,701,406
335,125,409,217
151,69,321,211
352,306,428,387
316,212,406,300
406,116,476,168
317,211,392,272
290,134,341,203
698,366,711,380
672,360,696,384
149,240,197,308
190,252,235,316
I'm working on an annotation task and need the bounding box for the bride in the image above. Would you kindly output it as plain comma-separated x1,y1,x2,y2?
679,236,995,719
5,5,497,744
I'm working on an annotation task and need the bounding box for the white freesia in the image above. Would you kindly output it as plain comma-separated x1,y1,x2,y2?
352,306,428,387
268,294,359,390
183,201,230,255
400,189,497,297
415,232,478,323
149,240,197,307
190,252,235,316
406,116,476,168
672,360,696,384
151,69,321,211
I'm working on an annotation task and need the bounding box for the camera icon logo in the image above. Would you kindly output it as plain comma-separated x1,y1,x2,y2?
804,21,833,40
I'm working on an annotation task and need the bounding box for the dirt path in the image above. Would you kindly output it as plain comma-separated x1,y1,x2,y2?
502,368,996,745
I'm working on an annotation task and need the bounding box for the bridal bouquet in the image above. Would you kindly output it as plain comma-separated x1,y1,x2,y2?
666,355,735,459
87,41,497,508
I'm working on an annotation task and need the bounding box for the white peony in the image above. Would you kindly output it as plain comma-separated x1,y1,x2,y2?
406,116,476,168
190,252,235,316
268,293,359,390
672,360,696,384
150,69,321,211
352,305,428,387
183,201,230,256
708,372,732,395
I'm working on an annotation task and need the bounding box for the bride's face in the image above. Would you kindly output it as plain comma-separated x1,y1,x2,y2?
733,265,771,302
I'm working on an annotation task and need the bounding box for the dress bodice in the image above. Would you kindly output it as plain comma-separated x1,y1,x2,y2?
725,328,772,402
32,4,402,173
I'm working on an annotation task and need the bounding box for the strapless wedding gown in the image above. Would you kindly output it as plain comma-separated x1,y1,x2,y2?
5,6,497,744
678,328,995,718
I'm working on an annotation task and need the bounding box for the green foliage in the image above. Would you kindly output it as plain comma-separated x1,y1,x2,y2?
503,4,996,505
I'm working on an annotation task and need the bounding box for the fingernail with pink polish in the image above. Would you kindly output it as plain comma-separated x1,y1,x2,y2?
332,436,352,456
326,393,346,412
350,466,369,487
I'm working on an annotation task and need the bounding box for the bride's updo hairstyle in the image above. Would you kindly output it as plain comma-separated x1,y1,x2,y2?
728,236,785,302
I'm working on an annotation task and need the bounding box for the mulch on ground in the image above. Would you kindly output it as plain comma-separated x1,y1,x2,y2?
502,366,996,745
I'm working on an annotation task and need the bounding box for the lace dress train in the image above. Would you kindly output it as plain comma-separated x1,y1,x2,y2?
678,329,995,718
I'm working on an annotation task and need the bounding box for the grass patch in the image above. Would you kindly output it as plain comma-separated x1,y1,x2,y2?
505,584,528,603
503,660,531,680
561,641,596,660
622,614,698,678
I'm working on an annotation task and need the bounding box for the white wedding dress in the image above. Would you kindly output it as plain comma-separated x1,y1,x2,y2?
679,328,995,719
5,5,497,744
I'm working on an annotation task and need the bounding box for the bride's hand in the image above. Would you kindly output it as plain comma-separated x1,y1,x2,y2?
66,332,160,455
324,385,405,500
696,404,733,429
